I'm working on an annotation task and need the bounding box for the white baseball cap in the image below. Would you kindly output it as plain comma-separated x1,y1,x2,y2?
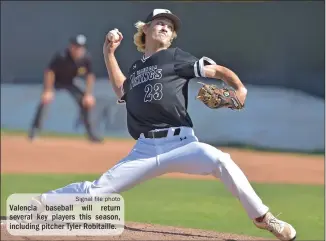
145,9,181,32
70,34,87,47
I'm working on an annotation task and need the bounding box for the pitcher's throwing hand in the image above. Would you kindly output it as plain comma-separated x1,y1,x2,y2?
103,28,123,54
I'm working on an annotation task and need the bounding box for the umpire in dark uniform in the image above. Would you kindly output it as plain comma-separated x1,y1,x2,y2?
28,34,103,142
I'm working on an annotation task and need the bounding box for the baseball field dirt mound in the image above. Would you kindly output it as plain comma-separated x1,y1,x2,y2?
1,221,270,240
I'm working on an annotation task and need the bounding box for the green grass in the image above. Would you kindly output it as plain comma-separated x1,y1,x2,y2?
1,174,324,240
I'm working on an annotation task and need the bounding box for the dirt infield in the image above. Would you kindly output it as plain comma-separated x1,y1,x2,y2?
2,136,324,184
1,135,324,240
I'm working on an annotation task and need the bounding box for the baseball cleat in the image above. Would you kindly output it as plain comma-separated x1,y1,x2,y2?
253,212,296,241
30,196,45,213
88,136,104,143
16,196,45,224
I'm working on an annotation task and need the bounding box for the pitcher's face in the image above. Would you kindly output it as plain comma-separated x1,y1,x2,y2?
145,17,175,47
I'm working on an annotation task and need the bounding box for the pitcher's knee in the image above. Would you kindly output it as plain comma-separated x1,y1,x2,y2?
217,151,234,167
196,142,233,167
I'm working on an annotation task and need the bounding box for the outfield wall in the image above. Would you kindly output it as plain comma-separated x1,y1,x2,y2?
1,80,324,152
1,1,324,98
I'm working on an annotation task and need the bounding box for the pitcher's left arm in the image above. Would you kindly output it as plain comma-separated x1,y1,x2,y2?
202,64,247,106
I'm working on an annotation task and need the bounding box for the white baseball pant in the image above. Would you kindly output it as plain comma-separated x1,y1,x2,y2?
41,126,269,219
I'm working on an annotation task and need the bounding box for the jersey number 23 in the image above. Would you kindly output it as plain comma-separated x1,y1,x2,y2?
144,83,163,102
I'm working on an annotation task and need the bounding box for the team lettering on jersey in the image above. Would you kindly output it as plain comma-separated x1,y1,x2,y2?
130,65,163,90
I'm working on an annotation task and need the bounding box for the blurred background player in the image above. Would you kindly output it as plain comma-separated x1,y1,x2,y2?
28,34,103,143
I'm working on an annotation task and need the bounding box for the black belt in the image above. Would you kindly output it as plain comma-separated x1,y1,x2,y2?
144,128,181,139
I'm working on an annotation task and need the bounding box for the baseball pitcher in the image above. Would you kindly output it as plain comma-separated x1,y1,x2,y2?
31,10,296,240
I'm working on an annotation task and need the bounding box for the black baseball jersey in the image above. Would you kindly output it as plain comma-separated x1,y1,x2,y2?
47,49,92,87
120,47,216,140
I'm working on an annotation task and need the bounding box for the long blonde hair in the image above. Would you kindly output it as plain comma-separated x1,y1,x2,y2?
133,21,177,53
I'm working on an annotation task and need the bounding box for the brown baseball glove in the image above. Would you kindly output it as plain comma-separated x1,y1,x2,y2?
196,82,244,110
